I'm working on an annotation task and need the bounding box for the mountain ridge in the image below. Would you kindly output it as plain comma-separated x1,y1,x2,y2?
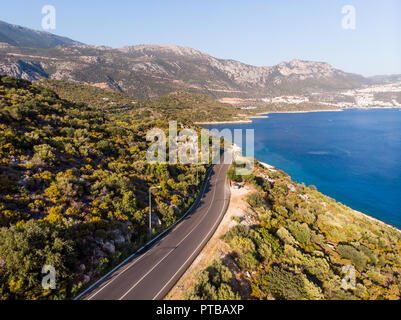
0,20,82,49
0,20,380,100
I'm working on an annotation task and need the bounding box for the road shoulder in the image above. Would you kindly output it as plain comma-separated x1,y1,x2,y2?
164,182,256,300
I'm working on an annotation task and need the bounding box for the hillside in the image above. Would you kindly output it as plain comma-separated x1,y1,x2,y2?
0,21,371,100
186,162,401,300
0,20,82,49
38,79,250,123
0,75,208,299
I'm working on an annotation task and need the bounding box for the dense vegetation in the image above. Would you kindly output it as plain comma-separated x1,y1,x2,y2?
38,79,248,123
0,76,208,299
1,75,400,301
188,162,401,300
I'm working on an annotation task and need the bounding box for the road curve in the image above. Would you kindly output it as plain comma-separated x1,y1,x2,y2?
80,161,231,300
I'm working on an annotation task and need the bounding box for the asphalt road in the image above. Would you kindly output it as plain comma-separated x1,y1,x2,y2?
81,161,231,300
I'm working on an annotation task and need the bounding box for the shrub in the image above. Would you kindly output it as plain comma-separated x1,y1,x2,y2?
206,260,232,287
337,244,368,269
236,252,259,270
226,167,241,182
260,266,323,300
97,140,116,156
187,260,239,300
288,221,311,244
217,283,240,300
187,270,218,300
228,236,256,255
257,227,283,256
276,227,297,245
257,243,273,262
247,192,266,209
33,144,57,166
0,220,76,299
224,225,250,243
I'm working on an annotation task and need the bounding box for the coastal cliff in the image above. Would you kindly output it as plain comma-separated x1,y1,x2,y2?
178,161,401,300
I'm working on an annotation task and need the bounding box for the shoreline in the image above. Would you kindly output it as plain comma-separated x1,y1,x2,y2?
200,110,401,234
258,108,343,115
196,110,340,125
197,107,401,125
258,159,401,234
195,120,253,125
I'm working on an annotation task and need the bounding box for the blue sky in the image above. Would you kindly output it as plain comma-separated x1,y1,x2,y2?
1,0,400,76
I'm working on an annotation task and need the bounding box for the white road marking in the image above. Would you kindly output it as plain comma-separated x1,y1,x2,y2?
85,165,215,300
152,169,229,300
118,165,225,300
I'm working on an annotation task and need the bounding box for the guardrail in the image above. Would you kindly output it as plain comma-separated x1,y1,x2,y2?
74,164,215,300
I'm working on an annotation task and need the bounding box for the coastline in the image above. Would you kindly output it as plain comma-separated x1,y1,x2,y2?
258,159,401,234
195,119,253,125
200,109,401,233
198,107,401,125
196,108,344,125
259,108,344,115
195,115,269,125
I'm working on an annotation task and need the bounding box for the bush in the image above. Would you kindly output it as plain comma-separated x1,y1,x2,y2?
0,220,76,299
288,222,311,244
217,283,240,300
206,260,232,287
236,252,259,270
277,227,296,245
187,260,239,300
97,140,116,156
247,192,266,209
257,243,273,262
33,144,57,166
337,244,368,269
228,236,256,255
260,266,323,300
187,270,217,300
224,225,250,242
257,227,282,256
226,167,241,182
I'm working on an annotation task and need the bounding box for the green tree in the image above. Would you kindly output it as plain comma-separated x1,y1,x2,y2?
0,220,76,300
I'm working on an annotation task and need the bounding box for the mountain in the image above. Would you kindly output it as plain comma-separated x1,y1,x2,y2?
369,74,401,84
0,20,82,48
0,21,371,100
38,78,250,123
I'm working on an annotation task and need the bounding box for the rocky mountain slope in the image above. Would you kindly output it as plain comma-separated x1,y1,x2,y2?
0,21,371,100
0,20,82,49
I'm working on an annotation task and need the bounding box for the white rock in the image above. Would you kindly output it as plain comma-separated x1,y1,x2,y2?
102,242,115,255
82,275,90,285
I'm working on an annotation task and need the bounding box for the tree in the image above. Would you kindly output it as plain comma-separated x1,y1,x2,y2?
0,220,76,299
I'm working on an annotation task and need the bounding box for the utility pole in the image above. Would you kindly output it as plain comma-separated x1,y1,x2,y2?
148,186,161,239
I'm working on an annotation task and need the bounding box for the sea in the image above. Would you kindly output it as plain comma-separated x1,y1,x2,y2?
205,108,401,229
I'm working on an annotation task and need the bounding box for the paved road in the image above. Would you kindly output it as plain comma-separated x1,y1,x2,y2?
80,160,231,300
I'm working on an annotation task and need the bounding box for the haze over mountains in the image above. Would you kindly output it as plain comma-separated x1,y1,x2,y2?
0,20,82,49
0,20,400,101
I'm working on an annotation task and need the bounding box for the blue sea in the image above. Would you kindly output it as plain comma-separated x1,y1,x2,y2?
205,108,401,229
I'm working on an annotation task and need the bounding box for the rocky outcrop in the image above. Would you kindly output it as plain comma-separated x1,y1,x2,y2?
0,59,48,81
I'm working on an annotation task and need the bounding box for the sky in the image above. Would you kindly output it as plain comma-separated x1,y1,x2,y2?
1,0,401,76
